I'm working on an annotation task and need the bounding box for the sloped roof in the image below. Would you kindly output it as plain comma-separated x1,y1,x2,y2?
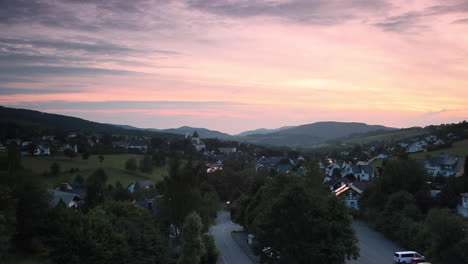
48,189,82,206
335,183,364,196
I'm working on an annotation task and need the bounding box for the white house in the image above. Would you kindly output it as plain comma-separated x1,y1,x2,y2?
457,193,468,217
335,183,366,210
341,164,374,181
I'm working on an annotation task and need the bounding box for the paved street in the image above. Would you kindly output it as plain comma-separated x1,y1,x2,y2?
210,210,255,264
347,220,402,264
211,211,402,264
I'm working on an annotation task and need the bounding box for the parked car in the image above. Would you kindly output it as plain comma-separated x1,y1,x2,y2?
411,257,430,264
394,251,425,264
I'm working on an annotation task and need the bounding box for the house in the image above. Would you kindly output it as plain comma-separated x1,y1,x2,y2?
334,183,367,210
126,140,149,151
254,156,282,173
377,154,388,159
48,189,83,208
277,164,292,174
0,143,5,152
191,131,206,152
128,181,155,193
218,147,237,155
407,142,425,153
326,163,342,177
326,176,350,191
341,164,374,181
35,143,51,155
457,193,468,217
425,155,458,177
63,144,78,152
134,198,158,215
425,135,437,143
57,183,87,198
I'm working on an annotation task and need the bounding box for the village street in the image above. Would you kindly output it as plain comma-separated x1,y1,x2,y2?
211,211,402,264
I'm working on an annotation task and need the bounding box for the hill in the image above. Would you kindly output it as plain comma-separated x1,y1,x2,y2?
155,126,232,139
0,106,181,139
237,121,396,147
235,126,293,136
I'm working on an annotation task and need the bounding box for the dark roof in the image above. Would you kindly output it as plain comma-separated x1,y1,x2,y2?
135,198,158,215
48,189,82,206
325,176,352,187
58,183,87,198
351,182,369,192
136,180,155,189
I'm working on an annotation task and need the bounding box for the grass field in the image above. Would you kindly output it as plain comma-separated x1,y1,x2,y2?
21,154,168,187
409,139,468,159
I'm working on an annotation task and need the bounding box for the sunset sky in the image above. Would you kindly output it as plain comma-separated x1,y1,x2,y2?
1,0,467,134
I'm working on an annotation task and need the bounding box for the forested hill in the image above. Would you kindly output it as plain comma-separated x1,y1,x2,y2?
0,106,181,139
236,121,396,147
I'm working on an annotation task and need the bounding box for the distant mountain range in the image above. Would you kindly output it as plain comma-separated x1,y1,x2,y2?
234,122,396,147
0,106,397,147
112,121,397,147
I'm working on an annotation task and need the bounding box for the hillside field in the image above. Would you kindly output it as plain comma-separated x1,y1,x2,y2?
409,139,468,159
21,153,168,187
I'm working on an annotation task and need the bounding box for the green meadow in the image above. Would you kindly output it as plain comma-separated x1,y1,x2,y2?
21,153,168,188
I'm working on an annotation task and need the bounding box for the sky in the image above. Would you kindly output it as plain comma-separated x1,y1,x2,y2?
0,0,467,134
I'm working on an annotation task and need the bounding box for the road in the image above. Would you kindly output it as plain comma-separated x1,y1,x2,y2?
347,220,402,264
210,210,255,264
211,211,401,264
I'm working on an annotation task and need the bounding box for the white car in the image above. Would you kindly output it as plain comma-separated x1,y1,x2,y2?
394,251,425,264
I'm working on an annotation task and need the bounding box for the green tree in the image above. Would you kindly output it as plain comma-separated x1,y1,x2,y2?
74,174,84,185
15,174,51,253
64,148,76,159
50,162,60,176
255,179,359,264
424,208,468,264
85,169,108,208
113,182,132,201
179,212,205,264
201,233,218,264
0,214,10,261
160,158,202,237
139,155,153,173
7,143,22,174
98,155,104,167
125,158,137,171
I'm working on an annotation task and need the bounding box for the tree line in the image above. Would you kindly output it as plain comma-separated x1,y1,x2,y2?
0,144,221,264
359,157,468,264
